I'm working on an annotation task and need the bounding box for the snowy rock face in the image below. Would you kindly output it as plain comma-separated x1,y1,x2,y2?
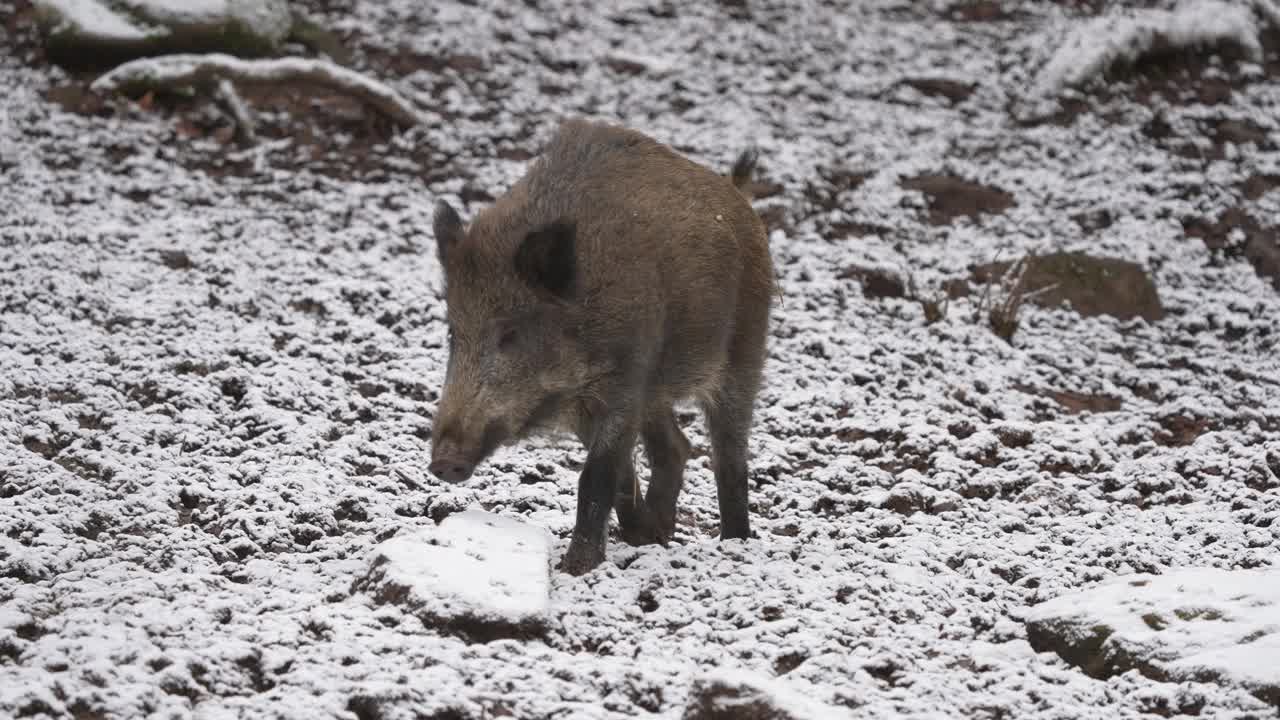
1026,568,1280,708
353,510,552,639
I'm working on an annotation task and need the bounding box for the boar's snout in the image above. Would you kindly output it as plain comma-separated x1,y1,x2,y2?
428,421,477,482
428,457,474,483
428,415,509,484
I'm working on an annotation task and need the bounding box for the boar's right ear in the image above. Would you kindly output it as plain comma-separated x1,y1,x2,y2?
514,220,576,299
433,199,465,266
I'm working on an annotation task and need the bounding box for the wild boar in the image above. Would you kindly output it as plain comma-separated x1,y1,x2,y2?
428,117,774,575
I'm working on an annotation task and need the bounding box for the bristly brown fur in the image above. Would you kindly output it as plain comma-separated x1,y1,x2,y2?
429,117,775,575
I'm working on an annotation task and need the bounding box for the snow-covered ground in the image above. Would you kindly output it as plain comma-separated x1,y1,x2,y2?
2,0,1279,718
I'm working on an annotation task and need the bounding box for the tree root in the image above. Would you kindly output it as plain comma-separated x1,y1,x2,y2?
91,53,424,130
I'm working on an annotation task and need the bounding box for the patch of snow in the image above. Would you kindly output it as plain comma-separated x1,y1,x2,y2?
354,510,553,632
34,0,159,41
1026,567,1280,706
124,0,234,21
125,0,293,43
35,0,292,47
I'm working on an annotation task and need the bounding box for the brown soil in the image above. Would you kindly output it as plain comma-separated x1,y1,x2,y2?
1183,208,1280,291
901,174,1015,226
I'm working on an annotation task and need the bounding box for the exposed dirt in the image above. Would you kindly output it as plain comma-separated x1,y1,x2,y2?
1014,385,1125,415
837,265,906,299
1183,207,1280,291
900,175,1016,226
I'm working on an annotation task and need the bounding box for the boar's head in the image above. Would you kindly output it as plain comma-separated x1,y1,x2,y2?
427,199,589,483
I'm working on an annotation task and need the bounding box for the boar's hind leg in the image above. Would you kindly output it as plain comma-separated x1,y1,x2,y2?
703,352,765,541
705,282,770,541
640,406,691,543
610,404,687,547
613,458,663,547
560,415,640,576
703,390,752,540
610,448,659,547
571,423,657,548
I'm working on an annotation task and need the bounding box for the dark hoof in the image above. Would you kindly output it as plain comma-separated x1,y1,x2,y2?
558,535,605,576
718,525,752,541
646,503,677,545
619,518,666,547
616,502,667,547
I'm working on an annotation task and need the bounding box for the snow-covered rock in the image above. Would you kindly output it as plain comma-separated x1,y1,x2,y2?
34,0,293,61
1026,567,1280,708
683,669,853,720
352,510,553,639
1033,0,1264,97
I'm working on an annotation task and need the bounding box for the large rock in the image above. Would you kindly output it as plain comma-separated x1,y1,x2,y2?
352,510,553,641
972,251,1164,322
34,0,293,68
1030,0,1263,98
683,670,854,720
1025,567,1280,708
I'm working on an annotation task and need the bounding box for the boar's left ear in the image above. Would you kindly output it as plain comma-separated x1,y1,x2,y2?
433,199,465,266
515,220,576,298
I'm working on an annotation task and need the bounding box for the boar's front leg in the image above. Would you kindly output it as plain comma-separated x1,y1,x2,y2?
559,413,639,576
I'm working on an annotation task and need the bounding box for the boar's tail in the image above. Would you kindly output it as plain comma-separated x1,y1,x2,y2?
729,147,782,302
730,148,759,198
